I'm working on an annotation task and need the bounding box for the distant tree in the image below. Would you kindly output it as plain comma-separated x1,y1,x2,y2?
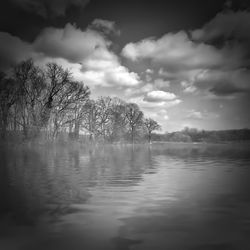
0,74,18,139
170,132,192,142
81,100,99,141
69,82,90,140
95,96,113,140
125,103,143,143
144,118,161,143
109,98,127,142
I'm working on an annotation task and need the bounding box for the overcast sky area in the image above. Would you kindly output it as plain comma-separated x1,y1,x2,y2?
1,0,250,132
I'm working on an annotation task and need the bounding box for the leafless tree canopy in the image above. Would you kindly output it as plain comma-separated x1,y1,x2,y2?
0,59,161,143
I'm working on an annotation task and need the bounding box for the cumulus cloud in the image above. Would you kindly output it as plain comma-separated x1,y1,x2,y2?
80,47,140,87
129,96,182,110
11,0,90,18
122,31,242,70
122,15,250,99
0,22,140,89
144,90,176,102
34,23,109,63
90,19,120,35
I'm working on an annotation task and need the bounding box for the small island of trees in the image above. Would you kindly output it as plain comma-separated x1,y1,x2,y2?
0,59,161,144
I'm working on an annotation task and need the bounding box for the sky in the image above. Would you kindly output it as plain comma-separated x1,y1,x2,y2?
1,0,250,132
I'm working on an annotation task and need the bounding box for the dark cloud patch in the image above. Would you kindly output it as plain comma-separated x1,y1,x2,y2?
191,10,250,53
0,32,33,70
33,23,109,63
10,0,90,18
209,81,246,96
89,19,121,36
192,69,250,97
192,10,250,41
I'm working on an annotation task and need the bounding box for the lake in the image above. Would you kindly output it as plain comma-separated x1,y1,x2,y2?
1,142,250,250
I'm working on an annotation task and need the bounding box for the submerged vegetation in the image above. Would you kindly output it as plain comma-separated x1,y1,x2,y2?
0,59,161,143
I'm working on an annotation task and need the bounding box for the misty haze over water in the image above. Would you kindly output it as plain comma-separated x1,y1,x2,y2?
1,142,250,250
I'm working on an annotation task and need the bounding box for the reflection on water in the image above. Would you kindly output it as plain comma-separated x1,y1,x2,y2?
1,143,250,250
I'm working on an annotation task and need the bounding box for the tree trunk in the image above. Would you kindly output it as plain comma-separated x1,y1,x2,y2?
1,115,7,140
131,127,134,144
74,120,80,140
148,131,152,144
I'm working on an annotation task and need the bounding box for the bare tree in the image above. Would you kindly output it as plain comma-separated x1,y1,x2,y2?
13,59,47,138
95,97,113,140
144,118,161,143
66,81,90,140
81,100,99,141
44,64,90,140
109,98,127,142
125,103,143,143
0,73,18,139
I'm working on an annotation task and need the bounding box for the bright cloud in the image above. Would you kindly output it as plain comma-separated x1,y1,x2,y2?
80,47,140,87
122,31,242,70
144,90,176,102
129,96,182,109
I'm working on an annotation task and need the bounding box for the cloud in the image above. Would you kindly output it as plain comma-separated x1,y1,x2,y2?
181,81,197,93
129,96,182,110
178,68,250,97
0,32,34,70
143,108,170,122
185,110,203,119
122,20,250,99
193,69,250,96
11,0,90,18
154,78,170,89
185,109,219,120
125,83,154,97
80,47,140,87
124,77,171,98
90,19,120,36
189,10,250,97
122,31,242,70
191,10,250,44
34,23,109,63
144,90,176,102
145,68,153,74
0,23,140,89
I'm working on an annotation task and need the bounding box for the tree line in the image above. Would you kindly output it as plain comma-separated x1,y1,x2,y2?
152,127,250,143
0,59,161,143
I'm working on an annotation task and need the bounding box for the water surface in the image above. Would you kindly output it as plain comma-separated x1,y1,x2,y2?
1,143,250,250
